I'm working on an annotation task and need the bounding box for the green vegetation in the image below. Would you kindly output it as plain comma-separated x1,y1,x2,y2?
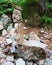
41,0,52,29
0,0,52,29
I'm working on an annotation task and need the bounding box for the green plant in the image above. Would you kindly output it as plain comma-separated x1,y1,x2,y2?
40,0,52,29
41,15,52,29
0,0,19,15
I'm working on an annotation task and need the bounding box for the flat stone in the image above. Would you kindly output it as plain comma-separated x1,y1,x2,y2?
0,58,6,64
16,58,25,65
23,40,47,48
6,56,14,62
34,64,37,65
14,23,19,29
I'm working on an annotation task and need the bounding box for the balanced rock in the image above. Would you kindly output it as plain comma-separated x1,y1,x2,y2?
12,9,22,23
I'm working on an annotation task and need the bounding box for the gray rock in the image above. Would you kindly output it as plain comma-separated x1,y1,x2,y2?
38,59,45,65
10,45,16,53
26,62,33,65
7,24,13,32
23,40,47,48
44,58,52,65
16,58,25,65
0,14,11,29
16,43,47,62
2,29,7,36
48,50,52,57
12,9,22,23
0,25,3,30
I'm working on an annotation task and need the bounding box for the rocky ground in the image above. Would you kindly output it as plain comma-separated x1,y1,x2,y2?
0,8,52,65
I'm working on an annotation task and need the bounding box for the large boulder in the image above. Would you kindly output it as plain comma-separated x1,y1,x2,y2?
16,40,47,62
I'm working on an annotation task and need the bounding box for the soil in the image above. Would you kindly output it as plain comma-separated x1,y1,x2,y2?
23,27,52,50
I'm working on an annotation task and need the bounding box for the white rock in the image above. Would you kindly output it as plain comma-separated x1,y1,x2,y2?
7,24,13,32
48,50,52,57
10,45,16,53
38,59,45,65
23,40,47,49
2,29,7,36
34,64,37,65
16,58,25,65
6,56,14,62
14,23,19,29
23,26,27,30
6,38,12,45
0,58,6,64
2,61,14,65
1,14,11,25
